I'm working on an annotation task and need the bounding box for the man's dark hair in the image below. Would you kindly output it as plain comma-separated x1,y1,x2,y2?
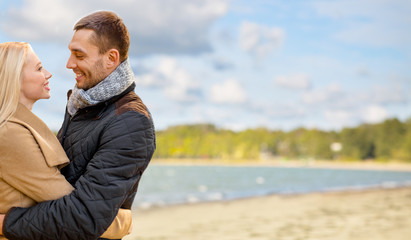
74,11,130,62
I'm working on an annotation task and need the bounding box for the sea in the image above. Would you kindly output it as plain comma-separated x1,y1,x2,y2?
132,164,411,209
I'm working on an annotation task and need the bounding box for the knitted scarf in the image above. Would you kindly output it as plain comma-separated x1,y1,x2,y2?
67,59,134,116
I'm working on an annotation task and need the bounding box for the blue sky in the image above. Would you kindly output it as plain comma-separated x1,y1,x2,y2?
1,0,410,131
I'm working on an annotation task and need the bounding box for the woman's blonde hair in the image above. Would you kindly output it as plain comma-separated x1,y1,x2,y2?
0,42,30,128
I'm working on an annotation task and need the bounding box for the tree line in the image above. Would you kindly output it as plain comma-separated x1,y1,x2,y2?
153,118,411,162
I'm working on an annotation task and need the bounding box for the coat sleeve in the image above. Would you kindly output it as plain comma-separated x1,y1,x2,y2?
3,111,155,240
0,123,74,202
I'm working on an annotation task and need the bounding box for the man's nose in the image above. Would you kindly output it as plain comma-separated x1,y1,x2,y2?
66,55,76,69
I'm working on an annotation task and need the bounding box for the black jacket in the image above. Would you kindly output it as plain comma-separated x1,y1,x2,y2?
3,83,156,240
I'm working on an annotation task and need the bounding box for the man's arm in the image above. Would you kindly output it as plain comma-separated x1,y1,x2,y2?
3,112,155,240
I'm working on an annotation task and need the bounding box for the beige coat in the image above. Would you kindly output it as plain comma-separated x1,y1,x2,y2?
0,104,131,239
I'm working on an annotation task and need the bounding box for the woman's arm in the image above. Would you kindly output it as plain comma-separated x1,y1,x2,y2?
101,209,132,239
0,214,4,235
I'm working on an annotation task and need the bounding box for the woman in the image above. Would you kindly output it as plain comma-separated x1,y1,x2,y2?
0,42,131,239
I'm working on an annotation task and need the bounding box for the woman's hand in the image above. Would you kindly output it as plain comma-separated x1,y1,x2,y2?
0,214,4,235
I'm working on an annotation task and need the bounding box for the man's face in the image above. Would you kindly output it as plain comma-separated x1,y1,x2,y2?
66,29,108,90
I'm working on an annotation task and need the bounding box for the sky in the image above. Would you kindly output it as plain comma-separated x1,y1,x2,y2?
0,0,410,132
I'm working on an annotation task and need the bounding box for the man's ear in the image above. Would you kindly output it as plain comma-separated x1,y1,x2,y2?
105,49,120,69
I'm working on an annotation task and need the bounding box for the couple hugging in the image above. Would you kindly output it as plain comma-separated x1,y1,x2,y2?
0,10,156,240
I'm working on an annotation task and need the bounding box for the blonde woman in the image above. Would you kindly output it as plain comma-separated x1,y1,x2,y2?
0,42,131,239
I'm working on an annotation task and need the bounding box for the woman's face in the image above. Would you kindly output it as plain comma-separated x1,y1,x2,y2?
20,48,52,106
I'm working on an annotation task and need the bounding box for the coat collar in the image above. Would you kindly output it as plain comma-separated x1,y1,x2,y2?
9,103,70,168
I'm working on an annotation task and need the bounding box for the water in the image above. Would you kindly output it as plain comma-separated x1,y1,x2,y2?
133,164,411,209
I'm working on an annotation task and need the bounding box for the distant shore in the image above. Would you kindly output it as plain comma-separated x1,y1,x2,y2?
151,158,411,172
126,187,411,240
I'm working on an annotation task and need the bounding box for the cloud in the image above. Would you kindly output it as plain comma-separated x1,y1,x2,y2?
324,110,355,128
371,83,406,104
356,66,371,77
134,57,202,102
323,104,388,129
362,105,388,124
351,81,407,106
0,0,229,55
210,79,247,104
259,103,306,119
212,57,235,71
274,74,311,89
312,0,411,48
0,0,80,42
239,21,285,58
302,83,343,105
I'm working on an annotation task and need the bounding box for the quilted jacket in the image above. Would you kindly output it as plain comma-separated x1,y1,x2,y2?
3,83,156,240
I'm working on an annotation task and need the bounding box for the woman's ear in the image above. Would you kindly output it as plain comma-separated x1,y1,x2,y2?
105,49,120,69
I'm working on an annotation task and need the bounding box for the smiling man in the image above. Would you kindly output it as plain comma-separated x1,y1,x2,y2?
67,29,108,90
0,11,156,240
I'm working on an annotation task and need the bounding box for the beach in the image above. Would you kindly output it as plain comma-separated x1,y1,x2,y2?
125,187,411,240
150,158,411,171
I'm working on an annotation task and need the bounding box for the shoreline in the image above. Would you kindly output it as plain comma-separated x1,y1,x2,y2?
150,158,411,172
126,187,411,240
133,183,411,210
134,185,411,210
132,183,411,211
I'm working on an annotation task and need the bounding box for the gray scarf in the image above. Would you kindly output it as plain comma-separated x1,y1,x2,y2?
67,59,134,116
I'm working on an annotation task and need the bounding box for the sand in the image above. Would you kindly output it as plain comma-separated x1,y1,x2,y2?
151,158,411,172
124,187,411,240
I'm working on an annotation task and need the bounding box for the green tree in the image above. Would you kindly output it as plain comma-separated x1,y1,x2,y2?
374,118,405,160
339,124,375,160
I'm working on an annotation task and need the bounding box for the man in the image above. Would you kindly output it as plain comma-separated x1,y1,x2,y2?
0,11,155,239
